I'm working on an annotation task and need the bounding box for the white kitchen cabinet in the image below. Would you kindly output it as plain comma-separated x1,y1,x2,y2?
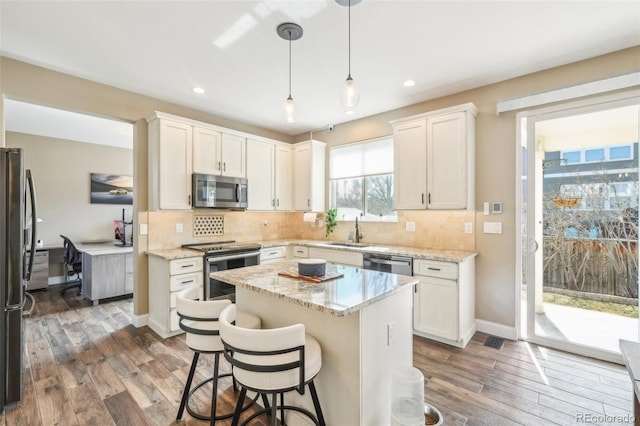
392,103,477,210
413,257,475,348
192,126,221,175
220,133,246,178
148,118,193,210
293,140,326,212
148,255,203,338
307,247,363,267
260,246,286,264
290,246,309,258
246,140,292,211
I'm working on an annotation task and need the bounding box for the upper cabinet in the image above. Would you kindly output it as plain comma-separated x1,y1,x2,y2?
148,118,193,210
392,103,477,210
192,126,221,175
246,139,292,211
293,140,326,212
220,133,246,178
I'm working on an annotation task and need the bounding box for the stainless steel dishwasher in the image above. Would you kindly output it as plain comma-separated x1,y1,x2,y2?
363,253,413,276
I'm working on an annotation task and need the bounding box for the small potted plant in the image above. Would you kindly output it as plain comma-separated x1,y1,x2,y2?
325,208,337,237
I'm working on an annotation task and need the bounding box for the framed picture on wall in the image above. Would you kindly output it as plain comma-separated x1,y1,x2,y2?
90,173,133,205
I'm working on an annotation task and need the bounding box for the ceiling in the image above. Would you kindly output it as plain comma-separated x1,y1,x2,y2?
1,0,639,139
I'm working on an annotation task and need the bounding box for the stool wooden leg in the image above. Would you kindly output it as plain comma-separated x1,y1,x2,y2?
210,352,220,426
177,352,200,420
309,381,325,426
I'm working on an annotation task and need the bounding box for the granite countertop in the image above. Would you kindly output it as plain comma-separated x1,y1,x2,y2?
146,239,477,263
260,239,477,263
146,248,203,260
210,259,418,317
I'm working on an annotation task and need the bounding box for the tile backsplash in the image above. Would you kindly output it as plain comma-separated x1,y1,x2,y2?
147,209,475,252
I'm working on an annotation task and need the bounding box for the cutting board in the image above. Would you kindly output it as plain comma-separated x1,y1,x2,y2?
277,269,344,283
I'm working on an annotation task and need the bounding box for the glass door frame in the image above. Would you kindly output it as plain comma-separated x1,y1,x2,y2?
516,89,640,364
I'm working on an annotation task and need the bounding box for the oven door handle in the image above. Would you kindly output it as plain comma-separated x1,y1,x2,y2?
207,251,260,263
365,258,411,267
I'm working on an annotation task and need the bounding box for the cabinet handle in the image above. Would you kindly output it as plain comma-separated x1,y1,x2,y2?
428,193,431,204
188,195,191,205
276,198,280,207
217,161,221,171
180,279,194,285
421,193,424,204
427,267,441,271
268,251,278,255
181,264,195,268
223,162,226,172
307,198,310,207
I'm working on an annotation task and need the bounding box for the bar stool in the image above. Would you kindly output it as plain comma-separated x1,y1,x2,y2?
176,286,261,425
218,304,326,426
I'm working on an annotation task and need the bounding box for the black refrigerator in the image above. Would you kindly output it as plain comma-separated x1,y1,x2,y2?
1,147,37,410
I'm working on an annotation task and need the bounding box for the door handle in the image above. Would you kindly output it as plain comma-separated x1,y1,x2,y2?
26,169,37,281
527,238,539,254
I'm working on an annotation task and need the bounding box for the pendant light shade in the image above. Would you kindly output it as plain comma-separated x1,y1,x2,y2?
277,23,303,123
337,0,361,108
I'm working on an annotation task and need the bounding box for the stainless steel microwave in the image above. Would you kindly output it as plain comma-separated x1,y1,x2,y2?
192,173,248,209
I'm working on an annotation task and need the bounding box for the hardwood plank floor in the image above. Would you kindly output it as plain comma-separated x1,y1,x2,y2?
1,285,634,425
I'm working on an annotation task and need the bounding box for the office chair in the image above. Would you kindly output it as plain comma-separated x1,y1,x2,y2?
60,235,82,296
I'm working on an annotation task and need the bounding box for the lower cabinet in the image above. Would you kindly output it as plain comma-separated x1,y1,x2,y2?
25,250,49,291
83,252,134,305
413,257,476,348
307,247,363,267
148,256,203,338
260,246,286,264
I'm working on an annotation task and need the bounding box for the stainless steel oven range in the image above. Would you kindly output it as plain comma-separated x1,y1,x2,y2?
182,241,261,301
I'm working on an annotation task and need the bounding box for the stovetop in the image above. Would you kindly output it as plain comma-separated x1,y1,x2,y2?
182,240,261,255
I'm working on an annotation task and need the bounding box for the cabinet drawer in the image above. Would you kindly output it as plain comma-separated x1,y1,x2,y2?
260,246,286,261
169,272,202,292
169,257,203,275
413,259,458,280
170,283,202,309
293,246,308,258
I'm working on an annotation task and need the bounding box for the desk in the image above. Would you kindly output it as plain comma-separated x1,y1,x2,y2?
78,243,133,305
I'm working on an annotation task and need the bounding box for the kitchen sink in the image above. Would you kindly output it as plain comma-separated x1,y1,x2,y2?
326,242,370,248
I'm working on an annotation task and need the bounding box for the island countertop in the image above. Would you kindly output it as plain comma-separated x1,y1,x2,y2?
210,260,418,317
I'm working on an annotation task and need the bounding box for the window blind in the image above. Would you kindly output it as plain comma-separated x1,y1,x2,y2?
329,137,393,179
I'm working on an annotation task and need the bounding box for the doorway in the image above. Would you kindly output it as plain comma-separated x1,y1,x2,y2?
519,93,640,363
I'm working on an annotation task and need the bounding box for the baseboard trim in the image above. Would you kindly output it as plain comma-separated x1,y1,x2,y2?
132,313,148,328
475,319,517,340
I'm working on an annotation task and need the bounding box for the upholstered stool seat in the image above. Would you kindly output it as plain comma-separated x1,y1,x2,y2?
219,304,325,426
176,286,261,425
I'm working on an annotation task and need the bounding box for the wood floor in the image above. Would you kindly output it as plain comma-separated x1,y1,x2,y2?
1,285,634,425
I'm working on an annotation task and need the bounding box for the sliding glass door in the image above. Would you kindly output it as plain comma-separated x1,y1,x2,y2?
519,93,640,362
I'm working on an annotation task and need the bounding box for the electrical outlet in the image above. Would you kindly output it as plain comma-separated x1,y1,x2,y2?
464,223,473,234
387,322,395,345
176,223,183,233
406,222,416,232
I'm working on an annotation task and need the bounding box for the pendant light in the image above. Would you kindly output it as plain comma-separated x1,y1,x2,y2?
337,0,361,108
277,23,303,123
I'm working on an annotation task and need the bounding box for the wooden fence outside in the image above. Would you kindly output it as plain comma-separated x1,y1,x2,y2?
543,237,638,298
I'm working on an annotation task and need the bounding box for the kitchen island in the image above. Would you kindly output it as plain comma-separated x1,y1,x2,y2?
211,260,419,425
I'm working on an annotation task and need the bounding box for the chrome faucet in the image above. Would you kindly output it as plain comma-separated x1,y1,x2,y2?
355,216,363,243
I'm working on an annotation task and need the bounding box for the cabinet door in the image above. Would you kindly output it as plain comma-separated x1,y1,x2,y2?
413,276,458,340
274,145,292,210
221,133,246,178
427,111,467,209
393,120,427,210
193,126,221,175
246,139,275,210
159,119,193,209
294,143,312,211
91,254,126,300
307,247,363,267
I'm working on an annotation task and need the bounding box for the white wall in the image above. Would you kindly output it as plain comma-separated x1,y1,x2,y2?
6,131,133,246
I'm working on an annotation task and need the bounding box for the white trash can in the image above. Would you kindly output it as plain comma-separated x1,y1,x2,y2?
390,365,424,426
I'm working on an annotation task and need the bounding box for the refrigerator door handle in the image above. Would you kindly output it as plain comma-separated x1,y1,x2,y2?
25,169,37,281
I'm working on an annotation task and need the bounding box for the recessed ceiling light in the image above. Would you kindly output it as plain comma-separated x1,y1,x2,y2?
191,87,205,94
403,80,415,87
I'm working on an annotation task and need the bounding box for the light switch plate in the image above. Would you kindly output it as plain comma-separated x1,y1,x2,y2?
139,223,148,235
483,222,503,234
483,202,490,216
176,223,183,233
464,223,473,234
